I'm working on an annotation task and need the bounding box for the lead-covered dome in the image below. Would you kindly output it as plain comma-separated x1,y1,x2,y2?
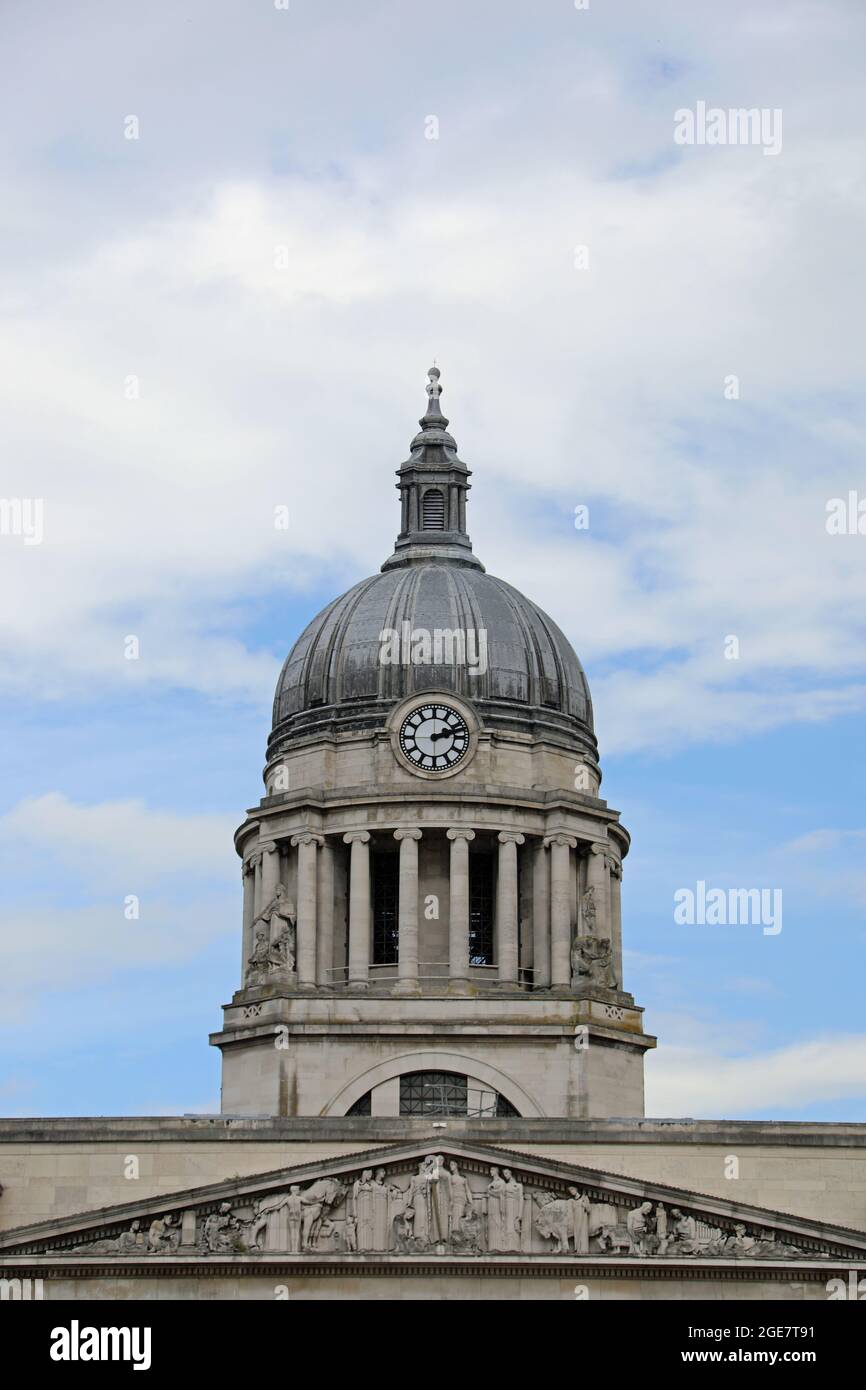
269,369,595,761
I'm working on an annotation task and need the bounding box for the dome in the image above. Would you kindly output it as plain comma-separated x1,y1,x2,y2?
268,369,595,761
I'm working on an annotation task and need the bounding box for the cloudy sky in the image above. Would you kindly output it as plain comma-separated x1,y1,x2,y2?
0,0,864,1119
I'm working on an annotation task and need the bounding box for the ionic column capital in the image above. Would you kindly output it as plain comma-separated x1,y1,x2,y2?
544,834,577,850
393,828,422,842
497,831,525,845
291,831,324,848
447,827,476,843
258,840,278,855
343,831,371,845
608,856,622,879
588,841,609,857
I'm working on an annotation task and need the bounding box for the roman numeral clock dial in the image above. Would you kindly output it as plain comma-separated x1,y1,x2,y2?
398,704,470,773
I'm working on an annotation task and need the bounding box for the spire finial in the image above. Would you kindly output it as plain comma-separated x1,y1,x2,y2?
421,364,447,428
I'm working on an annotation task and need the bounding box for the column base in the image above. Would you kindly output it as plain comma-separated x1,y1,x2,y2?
391,979,421,997
347,980,369,993
447,977,471,996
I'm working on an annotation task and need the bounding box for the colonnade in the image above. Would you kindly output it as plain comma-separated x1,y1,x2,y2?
241,829,623,993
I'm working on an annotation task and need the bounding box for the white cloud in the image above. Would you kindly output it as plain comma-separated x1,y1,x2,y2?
0,795,238,1021
1,0,865,758
0,793,236,890
647,1033,866,1116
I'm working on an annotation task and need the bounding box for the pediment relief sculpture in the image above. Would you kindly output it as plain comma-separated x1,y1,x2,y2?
2,1145,864,1268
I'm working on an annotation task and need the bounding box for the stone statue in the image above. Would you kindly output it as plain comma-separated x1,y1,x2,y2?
626,1201,653,1256
571,934,617,989
655,1203,669,1255
202,1202,236,1254
248,1190,292,1251
581,884,597,934
246,884,296,982
500,1168,524,1252
568,1186,591,1254
724,1222,756,1257
448,1161,472,1239
352,1169,375,1251
147,1213,178,1253
534,1192,572,1254
404,1155,449,1247
669,1208,698,1255
300,1178,346,1251
344,1214,357,1252
116,1218,145,1253
286,1186,303,1253
486,1166,507,1252
371,1168,399,1252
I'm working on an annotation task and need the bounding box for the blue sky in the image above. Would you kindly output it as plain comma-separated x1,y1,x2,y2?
0,0,864,1118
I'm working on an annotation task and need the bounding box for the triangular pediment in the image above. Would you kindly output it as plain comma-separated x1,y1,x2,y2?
2,1139,864,1269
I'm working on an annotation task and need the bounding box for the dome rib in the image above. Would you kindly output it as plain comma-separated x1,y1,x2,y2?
271,562,594,741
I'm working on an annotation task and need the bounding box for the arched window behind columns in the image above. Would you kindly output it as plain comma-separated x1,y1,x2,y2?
398,1071,520,1117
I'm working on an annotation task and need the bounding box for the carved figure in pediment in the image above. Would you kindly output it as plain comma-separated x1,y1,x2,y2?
752,1228,805,1260
247,1189,296,1251
448,1161,472,1239
654,1203,669,1254
286,1187,303,1253
201,1201,237,1253
352,1170,375,1250
500,1169,524,1252
372,1168,401,1251
723,1222,756,1257
534,1193,572,1254
116,1218,145,1253
568,1187,591,1255
147,1213,179,1254
344,1215,357,1252
486,1166,506,1251
669,1208,698,1255
301,1178,346,1250
404,1156,449,1248
626,1201,653,1256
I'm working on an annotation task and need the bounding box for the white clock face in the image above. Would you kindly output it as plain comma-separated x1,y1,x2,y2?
399,704,470,773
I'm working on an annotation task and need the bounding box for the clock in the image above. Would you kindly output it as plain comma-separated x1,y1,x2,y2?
398,703,471,773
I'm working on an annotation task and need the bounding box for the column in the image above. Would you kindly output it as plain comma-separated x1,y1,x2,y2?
344,831,371,991
608,855,623,988
316,838,335,988
447,828,475,995
291,832,322,990
251,850,263,917
393,829,422,994
531,839,551,989
259,840,280,915
496,831,524,986
586,842,611,942
546,834,577,988
241,858,256,982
